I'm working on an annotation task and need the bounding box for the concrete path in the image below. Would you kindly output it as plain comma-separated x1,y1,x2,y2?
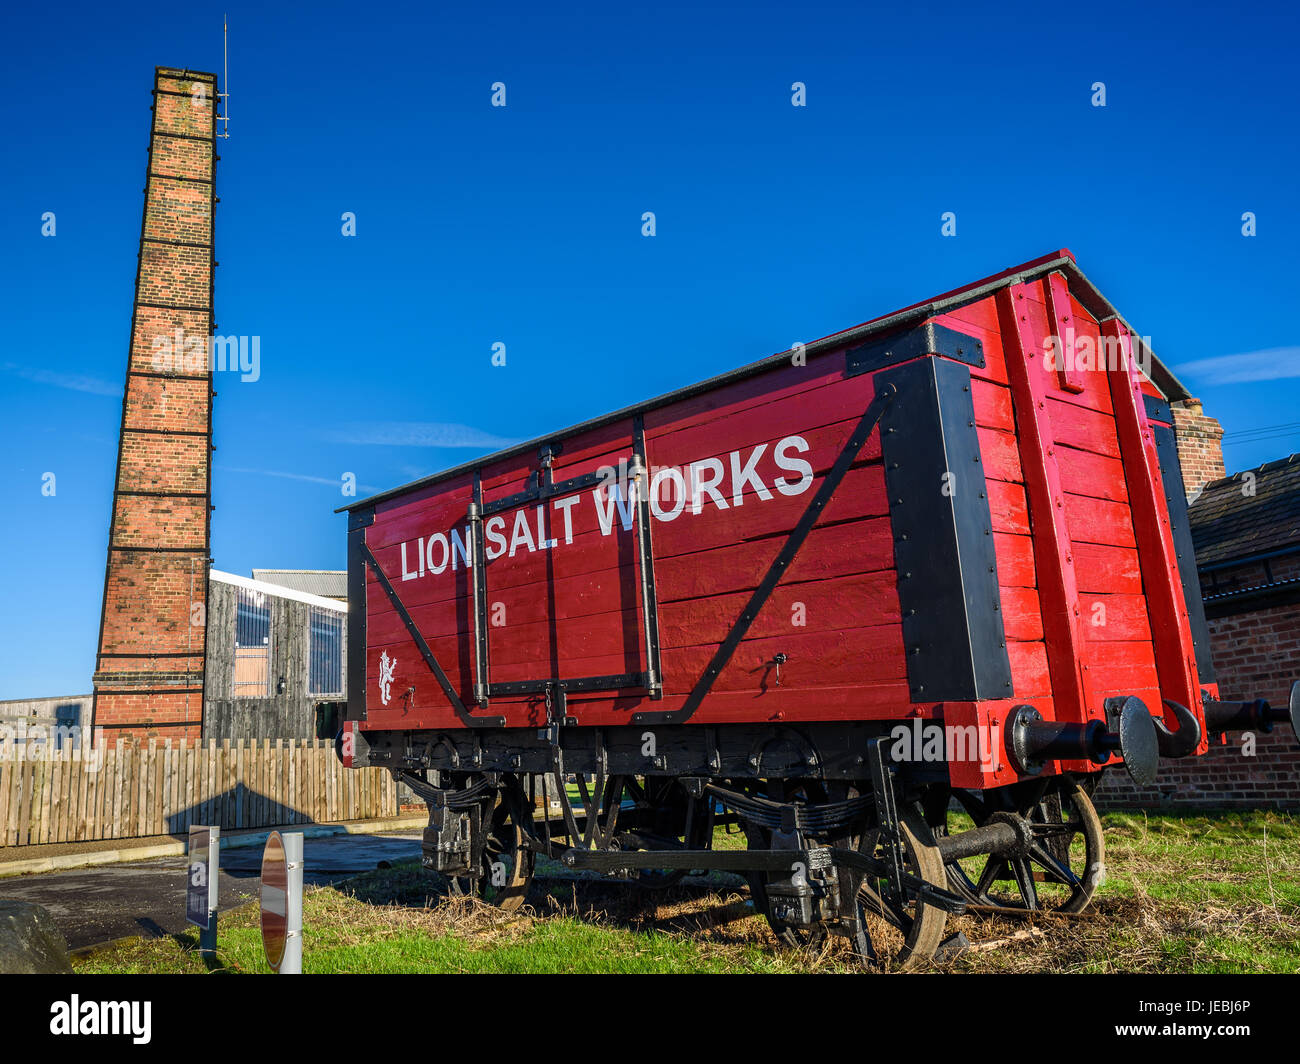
0,832,421,950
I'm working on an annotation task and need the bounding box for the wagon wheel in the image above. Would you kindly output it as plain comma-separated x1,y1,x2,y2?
446,777,536,912
849,811,950,971
940,774,1104,914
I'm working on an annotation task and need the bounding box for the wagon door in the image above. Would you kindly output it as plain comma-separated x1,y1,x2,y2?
467,421,663,722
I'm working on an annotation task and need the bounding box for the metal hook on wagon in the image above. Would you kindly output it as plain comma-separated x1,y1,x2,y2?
1153,699,1203,759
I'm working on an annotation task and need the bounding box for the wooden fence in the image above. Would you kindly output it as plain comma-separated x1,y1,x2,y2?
0,738,401,848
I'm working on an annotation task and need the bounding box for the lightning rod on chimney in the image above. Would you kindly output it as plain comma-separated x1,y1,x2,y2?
218,15,231,138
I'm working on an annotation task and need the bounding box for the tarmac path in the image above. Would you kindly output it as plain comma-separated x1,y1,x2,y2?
0,832,421,950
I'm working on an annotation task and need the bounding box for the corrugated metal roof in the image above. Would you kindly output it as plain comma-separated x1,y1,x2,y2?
250,569,347,601
1191,454,1300,569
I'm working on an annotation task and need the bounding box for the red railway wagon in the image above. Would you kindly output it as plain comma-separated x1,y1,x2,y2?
333,250,1299,967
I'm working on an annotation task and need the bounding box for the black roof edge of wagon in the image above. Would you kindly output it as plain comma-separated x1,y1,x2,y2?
339,251,1194,514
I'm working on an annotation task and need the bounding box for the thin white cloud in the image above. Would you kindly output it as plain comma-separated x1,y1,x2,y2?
3,362,121,397
1176,347,1300,385
327,421,518,449
217,465,379,493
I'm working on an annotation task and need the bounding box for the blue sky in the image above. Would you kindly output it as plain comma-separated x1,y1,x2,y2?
1,0,1297,698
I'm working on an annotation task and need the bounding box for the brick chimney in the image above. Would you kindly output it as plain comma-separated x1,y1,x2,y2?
91,68,218,744
1171,398,1226,501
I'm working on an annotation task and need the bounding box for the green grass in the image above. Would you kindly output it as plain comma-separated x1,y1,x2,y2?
73,809,1300,975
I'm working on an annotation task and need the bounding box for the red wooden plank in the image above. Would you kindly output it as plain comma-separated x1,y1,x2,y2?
1001,586,1045,641
1102,318,1203,735
1073,543,1142,595
993,532,1036,588
997,283,1093,724
1044,271,1086,394
369,570,904,661
1007,640,1052,700
972,379,1015,433
1063,493,1137,548
1054,445,1129,504
1078,593,1156,643
987,479,1030,536
1081,641,1161,693
978,427,1025,485
1046,398,1121,459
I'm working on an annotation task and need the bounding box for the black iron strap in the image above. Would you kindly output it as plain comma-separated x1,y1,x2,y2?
468,420,664,706
361,542,504,728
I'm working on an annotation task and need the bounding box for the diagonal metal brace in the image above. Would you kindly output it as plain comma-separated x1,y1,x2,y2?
361,542,504,727
633,381,898,725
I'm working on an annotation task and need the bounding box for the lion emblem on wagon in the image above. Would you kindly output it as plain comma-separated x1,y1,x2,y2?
378,650,396,706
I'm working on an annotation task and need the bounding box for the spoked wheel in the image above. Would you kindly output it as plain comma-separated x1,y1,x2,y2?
445,775,536,912
745,793,950,968
939,774,1105,914
848,812,949,971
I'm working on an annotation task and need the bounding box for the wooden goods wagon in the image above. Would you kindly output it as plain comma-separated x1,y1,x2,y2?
333,251,1299,967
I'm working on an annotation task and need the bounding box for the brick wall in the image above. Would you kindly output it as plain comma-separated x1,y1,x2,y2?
1171,398,1226,500
1092,390,1300,809
92,68,218,745
1095,594,1300,810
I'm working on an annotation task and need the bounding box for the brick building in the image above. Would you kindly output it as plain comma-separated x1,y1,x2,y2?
1097,406,1300,808
91,67,218,743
